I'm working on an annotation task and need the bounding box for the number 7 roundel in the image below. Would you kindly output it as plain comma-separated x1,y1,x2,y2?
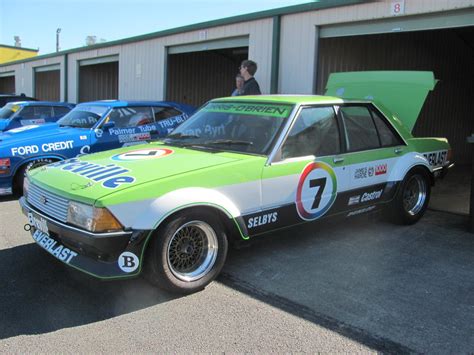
296,162,338,221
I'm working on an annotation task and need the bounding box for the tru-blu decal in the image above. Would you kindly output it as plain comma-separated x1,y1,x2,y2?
296,162,338,221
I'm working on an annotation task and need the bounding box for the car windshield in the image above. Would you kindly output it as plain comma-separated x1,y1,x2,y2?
0,103,21,120
57,105,110,128
163,102,293,155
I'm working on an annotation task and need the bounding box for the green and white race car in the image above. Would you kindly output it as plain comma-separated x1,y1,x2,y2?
20,71,453,294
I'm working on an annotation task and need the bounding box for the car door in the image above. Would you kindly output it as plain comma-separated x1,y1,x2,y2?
90,106,156,153
252,105,349,237
336,104,406,213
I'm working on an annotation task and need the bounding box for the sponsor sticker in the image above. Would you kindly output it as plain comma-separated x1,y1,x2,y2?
32,229,78,264
118,132,151,143
8,125,39,133
247,212,278,228
118,252,139,273
296,161,337,221
111,148,173,161
423,150,447,167
20,119,45,126
348,195,360,206
11,140,74,156
28,212,49,235
347,205,376,217
203,103,292,118
80,135,88,140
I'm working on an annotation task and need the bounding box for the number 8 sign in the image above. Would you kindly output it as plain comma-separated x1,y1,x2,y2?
296,162,338,221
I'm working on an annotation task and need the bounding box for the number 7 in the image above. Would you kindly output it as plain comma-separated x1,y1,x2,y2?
310,178,327,209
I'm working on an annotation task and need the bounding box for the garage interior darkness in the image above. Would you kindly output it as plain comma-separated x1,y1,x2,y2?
317,26,474,166
166,47,248,107
34,70,60,101
0,76,15,93
79,61,118,103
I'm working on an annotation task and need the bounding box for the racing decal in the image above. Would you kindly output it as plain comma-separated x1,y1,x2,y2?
347,205,376,217
80,135,87,140
118,132,151,143
247,212,278,229
78,145,91,156
423,150,447,167
375,164,387,176
111,148,174,161
11,140,74,156
296,162,337,221
203,102,292,118
348,188,383,206
118,252,139,273
156,115,187,129
28,212,49,235
8,125,39,133
355,163,387,180
20,119,45,126
95,129,104,138
49,158,135,189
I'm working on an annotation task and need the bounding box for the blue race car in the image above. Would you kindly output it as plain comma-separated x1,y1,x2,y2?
0,100,195,195
0,101,75,132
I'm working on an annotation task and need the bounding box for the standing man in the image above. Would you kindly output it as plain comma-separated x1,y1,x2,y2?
239,60,261,95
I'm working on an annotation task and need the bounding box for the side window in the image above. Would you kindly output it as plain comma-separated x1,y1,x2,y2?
371,108,404,147
53,106,71,117
281,106,340,159
153,106,182,121
18,106,52,119
340,106,379,152
107,107,154,128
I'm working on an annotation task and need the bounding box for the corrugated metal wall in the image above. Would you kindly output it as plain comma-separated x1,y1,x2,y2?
34,70,60,101
316,27,474,165
166,48,247,106
78,62,118,102
0,76,15,93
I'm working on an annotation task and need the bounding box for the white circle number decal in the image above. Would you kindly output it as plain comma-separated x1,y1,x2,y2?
296,162,338,221
118,252,139,273
112,148,173,161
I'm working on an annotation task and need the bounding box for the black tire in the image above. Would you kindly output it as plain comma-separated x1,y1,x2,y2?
145,209,228,294
14,158,55,195
390,167,431,225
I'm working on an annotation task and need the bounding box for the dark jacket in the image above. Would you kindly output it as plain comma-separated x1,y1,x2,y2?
241,77,261,95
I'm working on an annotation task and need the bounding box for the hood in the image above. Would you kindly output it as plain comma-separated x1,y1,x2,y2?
325,71,437,132
28,143,258,203
0,123,72,144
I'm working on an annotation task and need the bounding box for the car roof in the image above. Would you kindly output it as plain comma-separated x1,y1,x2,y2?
8,101,74,107
77,100,183,108
212,95,369,105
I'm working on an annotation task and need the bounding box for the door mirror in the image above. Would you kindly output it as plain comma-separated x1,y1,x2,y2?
102,121,115,130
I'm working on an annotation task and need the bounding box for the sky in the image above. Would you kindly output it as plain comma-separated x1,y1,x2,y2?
0,0,311,55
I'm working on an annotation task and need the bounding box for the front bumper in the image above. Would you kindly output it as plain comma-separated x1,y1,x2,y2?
20,197,151,279
0,175,13,196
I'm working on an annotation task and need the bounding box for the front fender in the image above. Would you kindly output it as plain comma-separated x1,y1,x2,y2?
107,187,242,230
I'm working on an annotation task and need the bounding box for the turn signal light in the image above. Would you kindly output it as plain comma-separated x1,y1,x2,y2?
0,158,10,175
447,149,453,163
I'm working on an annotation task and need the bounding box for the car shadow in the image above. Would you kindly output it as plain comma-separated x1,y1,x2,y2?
219,211,474,354
0,243,181,340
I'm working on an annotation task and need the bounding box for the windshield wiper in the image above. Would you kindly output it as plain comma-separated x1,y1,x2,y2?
166,132,200,139
204,139,253,146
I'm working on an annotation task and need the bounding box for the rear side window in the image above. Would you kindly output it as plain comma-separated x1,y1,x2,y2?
371,109,404,147
340,106,379,152
19,106,53,119
108,107,154,128
153,107,182,121
53,106,71,117
281,106,340,159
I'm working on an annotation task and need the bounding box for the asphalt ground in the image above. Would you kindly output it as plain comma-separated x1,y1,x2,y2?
0,195,473,353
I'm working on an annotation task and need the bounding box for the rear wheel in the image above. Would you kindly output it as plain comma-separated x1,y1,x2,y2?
145,210,228,294
391,168,431,225
14,158,55,195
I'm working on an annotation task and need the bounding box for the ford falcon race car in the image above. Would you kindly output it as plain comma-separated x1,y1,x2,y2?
0,101,74,132
0,100,195,195
20,71,453,294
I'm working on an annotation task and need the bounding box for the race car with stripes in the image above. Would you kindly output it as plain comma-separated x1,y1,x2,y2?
20,71,453,294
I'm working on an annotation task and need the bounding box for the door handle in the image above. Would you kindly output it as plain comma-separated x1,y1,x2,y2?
333,156,344,164
394,148,403,154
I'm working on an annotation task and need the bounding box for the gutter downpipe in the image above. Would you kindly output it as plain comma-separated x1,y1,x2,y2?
64,53,68,102
270,15,281,94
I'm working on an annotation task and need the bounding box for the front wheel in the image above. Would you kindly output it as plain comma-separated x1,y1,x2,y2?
391,168,431,225
14,158,55,195
145,210,228,294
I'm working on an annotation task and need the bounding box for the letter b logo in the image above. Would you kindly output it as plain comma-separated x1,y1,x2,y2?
118,252,139,273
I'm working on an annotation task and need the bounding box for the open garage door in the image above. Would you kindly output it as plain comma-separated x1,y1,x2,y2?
316,11,474,166
35,65,60,101
0,72,15,94
166,37,248,107
78,55,118,103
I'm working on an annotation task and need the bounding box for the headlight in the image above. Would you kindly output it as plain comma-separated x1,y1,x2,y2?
67,201,123,233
